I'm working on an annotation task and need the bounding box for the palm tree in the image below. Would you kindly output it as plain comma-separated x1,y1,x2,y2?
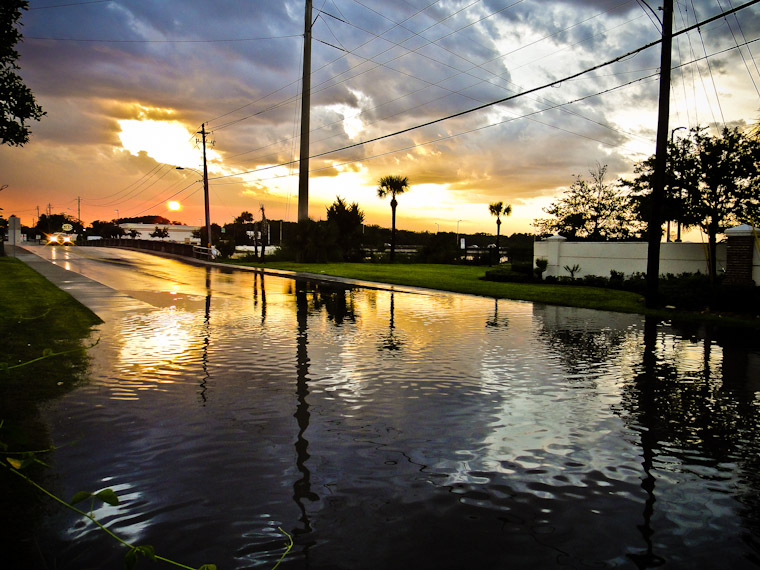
488,201,512,265
377,175,410,262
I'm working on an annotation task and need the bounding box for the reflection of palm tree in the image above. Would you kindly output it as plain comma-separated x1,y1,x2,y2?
377,175,410,262
379,292,403,352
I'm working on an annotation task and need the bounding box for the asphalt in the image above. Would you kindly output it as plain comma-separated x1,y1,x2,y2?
7,243,433,321
7,244,155,320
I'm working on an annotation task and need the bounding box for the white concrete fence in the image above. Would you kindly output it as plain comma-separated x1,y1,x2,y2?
534,224,760,285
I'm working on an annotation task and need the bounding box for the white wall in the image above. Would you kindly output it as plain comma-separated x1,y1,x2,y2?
535,237,728,279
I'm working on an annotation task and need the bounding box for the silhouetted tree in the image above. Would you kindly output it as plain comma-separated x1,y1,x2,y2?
150,226,170,240
377,175,410,262
624,126,760,282
488,201,512,265
34,213,83,236
326,196,364,261
87,220,124,239
534,164,638,240
1,1,45,146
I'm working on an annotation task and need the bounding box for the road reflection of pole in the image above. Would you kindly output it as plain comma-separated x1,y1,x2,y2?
486,298,508,328
629,316,665,569
199,267,211,404
293,279,318,542
253,270,267,323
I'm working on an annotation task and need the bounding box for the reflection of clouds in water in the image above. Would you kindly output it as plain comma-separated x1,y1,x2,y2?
35,248,760,569
66,481,147,544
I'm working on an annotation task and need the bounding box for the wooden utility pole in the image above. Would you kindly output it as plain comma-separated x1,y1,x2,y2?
200,123,212,252
298,0,312,223
645,0,673,308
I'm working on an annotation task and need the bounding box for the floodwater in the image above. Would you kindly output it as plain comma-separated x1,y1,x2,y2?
12,247,760,568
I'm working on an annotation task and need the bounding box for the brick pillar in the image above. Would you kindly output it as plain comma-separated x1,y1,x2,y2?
724,224,755,286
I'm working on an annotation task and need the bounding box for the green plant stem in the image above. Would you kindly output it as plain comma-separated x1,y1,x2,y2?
271,527,294,570
4,347,85,370
2,463,200,570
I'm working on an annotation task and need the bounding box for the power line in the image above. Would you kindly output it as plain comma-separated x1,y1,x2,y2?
28,0,112,10
219,0,646,162
209,0,760,183
27,34,301,43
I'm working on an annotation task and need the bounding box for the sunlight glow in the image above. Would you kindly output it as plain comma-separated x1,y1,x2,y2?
167,201,181,211
118,119,202,167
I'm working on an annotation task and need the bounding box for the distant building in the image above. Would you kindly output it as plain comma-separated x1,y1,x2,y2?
118,223,200,244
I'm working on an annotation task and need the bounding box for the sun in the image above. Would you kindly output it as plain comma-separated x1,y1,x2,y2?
167,201,181,211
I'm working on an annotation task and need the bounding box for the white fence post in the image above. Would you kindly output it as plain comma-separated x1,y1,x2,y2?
535,235,566,278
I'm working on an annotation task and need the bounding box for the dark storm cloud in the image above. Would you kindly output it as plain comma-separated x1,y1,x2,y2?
6,0,758,230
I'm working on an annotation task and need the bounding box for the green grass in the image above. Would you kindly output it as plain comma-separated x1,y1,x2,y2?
0,256,101,395
224,259,760,328
225,260,647,313
0,256,101,341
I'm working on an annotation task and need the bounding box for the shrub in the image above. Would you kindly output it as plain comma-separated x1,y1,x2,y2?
482,269,534,283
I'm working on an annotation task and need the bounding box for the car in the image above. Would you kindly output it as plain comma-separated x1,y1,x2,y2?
46,233,74,246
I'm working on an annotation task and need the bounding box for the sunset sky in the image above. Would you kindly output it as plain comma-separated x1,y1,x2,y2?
2,0,759,236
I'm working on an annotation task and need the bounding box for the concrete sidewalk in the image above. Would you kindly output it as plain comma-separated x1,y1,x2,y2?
7,245,154,320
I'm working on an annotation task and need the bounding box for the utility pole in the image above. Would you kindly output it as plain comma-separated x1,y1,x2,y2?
298,0,312,224
645,0,673,309
77,196,81,223
200,123,212,253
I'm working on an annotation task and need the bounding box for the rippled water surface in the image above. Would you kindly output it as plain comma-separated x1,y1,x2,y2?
18,248,760,568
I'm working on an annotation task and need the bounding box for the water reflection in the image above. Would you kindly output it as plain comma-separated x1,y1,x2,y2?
19,249,760,569
379,292,404,352
485,298,508,328
199,267,211,404
293,279,317,542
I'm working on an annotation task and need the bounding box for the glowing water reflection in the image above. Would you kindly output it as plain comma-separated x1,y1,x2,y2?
23,249,760,570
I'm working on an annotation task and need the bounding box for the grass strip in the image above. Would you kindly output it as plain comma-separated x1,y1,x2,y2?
224,260,760,328
225,261,646,312
0,256,102,336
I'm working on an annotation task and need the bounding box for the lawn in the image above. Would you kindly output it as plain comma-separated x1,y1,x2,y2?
0,256,101,373
224,260,648,314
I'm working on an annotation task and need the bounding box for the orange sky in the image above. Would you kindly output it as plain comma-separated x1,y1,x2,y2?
2,1,758,237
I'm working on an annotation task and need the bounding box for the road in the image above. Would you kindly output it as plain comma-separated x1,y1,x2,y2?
13,244,225,319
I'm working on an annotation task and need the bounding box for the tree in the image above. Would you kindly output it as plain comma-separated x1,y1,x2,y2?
688,126,759,282
87,220,124,239
150,226,170,240
488,201,512,265
326,196,364,261
622,134,701,241
234,211,254,225
376,175,410,262
624,126,760,282
534,164,639,240
34,213,83,236
1,1,45,146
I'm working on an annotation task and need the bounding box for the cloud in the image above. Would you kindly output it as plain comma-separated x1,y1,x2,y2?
5,0,758,233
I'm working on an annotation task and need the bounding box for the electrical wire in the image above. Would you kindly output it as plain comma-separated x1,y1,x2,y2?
208,0,760,183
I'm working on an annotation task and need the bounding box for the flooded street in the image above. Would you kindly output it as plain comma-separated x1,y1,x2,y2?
14,246,760,569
